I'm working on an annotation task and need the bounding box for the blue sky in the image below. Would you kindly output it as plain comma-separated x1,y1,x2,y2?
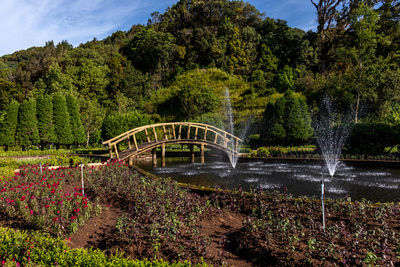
0,0,316,56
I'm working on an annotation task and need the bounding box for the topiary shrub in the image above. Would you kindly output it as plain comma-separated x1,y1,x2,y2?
256,147,271,158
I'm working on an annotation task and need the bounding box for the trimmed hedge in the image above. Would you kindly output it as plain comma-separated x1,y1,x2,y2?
0,227,206,266
347,123,400,154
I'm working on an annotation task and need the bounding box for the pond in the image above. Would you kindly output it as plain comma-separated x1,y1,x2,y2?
136,157,400,202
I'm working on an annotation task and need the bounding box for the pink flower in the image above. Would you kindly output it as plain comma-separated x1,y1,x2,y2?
30,210,34,215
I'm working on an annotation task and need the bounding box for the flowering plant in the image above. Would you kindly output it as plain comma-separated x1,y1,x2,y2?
0,164,100,237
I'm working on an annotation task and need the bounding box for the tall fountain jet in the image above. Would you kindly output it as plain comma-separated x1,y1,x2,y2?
224,88,250,168
224,88,238,168
314,95,353,229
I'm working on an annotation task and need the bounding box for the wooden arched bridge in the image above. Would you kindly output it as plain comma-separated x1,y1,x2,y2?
102,122,242,166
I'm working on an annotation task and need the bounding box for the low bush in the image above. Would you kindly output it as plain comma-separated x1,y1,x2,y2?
0,159,19,180
0,149,72,157
347,123,399,155
0,227,203,266
256,147,270,157
254,146,316,158
48,155,84,167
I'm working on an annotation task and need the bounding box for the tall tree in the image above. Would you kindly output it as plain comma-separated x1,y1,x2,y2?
36,94,56,149
0,100,19,150
52,93,73,148
311,0,346,73
66,94,86,146
80,99,105,147
16,99,39,149
284,90,314,144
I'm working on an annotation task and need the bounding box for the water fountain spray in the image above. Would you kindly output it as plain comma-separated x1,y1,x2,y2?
224,88,250,168
224,88,238,168
314,95,353,230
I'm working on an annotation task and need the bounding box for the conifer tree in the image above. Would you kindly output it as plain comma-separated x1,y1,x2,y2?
0,100,19,150
284,90,313,144
16,99,39,149
262,98,286,144
66,94,86,146
52,93,73,148
36,94,56,149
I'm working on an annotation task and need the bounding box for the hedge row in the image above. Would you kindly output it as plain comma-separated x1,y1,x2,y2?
0,227,207,267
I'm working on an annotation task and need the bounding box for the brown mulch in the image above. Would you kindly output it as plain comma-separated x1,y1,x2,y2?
198,209,252,267
66,204,123,249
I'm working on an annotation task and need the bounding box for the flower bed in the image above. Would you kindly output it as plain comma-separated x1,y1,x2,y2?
210,190,400,266
83,161,211,261
0,165,100,237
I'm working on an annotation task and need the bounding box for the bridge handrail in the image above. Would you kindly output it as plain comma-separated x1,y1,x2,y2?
102,122,242,147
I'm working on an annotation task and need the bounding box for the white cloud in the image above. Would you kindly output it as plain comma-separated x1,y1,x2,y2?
0,0,149,56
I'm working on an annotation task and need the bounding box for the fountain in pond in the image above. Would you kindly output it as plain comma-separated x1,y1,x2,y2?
314,96,353,177
313,95,354,229
224,88,249,168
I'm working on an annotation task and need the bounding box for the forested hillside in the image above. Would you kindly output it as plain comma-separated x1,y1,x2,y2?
0,0,399,150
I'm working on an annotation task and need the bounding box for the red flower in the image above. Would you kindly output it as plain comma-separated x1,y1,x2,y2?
53,217,59,222
30,210,34,215
70,215,77,220
20,195,26,201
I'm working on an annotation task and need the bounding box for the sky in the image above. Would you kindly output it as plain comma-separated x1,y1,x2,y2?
0,0,317,56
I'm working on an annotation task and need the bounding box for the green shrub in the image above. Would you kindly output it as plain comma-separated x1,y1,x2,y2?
102,111,153,141
261,90,313,145
37,94,56,149
0,227,203,266
53,93,73,147
48,155,84,167
16,99,40,149
0,159,19,180
0,100,19,150
347,123,399,155
256,147,271,157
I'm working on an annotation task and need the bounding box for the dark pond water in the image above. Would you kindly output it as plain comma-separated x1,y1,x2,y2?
136,157,400,202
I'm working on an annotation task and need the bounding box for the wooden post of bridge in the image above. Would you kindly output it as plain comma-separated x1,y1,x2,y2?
161,143,166,167
152,148,157,167
200,143,205,164
190,144,195,163
129,156,134,166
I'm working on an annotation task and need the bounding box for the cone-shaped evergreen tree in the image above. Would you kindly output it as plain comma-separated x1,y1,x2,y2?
262,97,286,144
284,90,313,144
52,93,73,147
16,99,39,149
66,94,86,146
0,100,20,150
37,94,56,149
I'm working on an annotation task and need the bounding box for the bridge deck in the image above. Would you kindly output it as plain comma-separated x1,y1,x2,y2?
103,122,242,161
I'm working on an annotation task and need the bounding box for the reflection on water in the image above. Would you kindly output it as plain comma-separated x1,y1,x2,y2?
136,157,400,202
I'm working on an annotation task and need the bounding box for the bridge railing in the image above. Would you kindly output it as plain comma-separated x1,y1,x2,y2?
102,122,243,159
